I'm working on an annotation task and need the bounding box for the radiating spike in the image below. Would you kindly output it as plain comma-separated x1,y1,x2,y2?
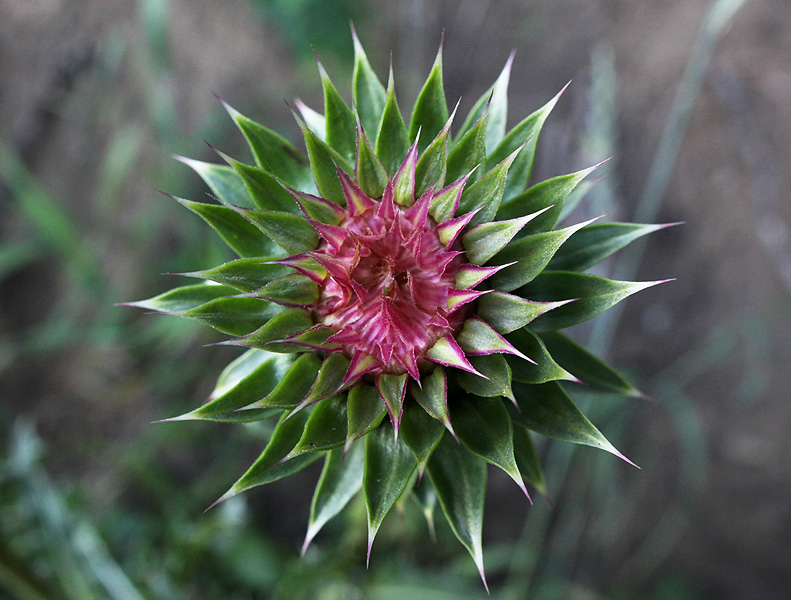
271,254,327,284
436,207,481,246
392,135,420,206
428,168,475,223
343,351,381,387
285,186,346,223
447,288,491,313
305,251,352,282
376,373,408,443
426,336,487,378
404,186,434,229
306,220,348,251
457,316,536,364
337,166,377,216
455,262,515,289
377,180,397,220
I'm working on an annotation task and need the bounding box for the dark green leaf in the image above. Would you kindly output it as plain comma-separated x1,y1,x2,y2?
497,165,601,234
249,352,322,409
518,271,668,331
456,52,513,153
126,282,236,313
414,115,452,197
352,29,387,142
457,147,521,225
451,396,525,494
401,401,445,477
548,222,673,271
476,291,571,334
256,274,319,306
289,394,348,457
319,60,357,163
408,44,449,153
183,297,282,336
224,102,313,190
346,383,387,451
222,409,312,500
540,331,642,397
303,443,365,552
234,308,313,352
376,373,408,434
509,381,634,464
223,154,297,212
177,198,283,257
489,84,567,201
356,125,388,198
375,67,410,174
176,157,254,208
426,435,487,588
364,428,417,558
298,116,352,206
235,208,319,255
490,219,592,292
447,109,486,186
462,212,539,265
176,351,295,422
411,367,454,436
457,354,515,401
506,328,575,384
181,258,290,293
512,424,546,496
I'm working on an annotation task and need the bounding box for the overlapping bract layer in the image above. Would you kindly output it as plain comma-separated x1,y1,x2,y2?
128,31,673,587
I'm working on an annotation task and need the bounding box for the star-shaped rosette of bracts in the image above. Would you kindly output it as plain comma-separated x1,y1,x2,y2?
126,31,674,587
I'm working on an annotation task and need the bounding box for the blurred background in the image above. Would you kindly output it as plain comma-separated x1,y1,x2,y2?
1,0,789,598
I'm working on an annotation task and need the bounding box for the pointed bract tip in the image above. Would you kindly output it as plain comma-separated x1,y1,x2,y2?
300,530,316,557
151,413,193,424
517,478,533,504
205,488,235,513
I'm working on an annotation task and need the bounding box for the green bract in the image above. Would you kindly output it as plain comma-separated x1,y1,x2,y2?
128,32,672,587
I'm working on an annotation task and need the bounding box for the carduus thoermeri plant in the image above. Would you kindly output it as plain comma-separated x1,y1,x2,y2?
127,30,674,587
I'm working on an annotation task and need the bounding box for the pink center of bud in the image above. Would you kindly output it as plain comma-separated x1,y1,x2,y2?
313,196,465,378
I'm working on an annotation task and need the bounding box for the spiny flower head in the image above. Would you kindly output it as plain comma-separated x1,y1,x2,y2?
127,30,673,587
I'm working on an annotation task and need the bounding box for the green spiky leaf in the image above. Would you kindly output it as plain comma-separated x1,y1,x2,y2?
497,164,600,234
177,198,283,257
548,222,674,271
457,146,521,225
222,409,315,501
364,428,417,557
447,109,487,186
509,381,634,465
512,424,546,496
233,308,313,352
490,219,593,292
346,383,388,451
183,298,282,336
319,60,357,163
181,258,291,293
519,272,669,331
352,29,386,141
451,396,525,495
234,208,319,255
290,394,348,457
427,435,487,589
540,331,642,397
376,68,410,174
248,352,322,409
225,103,313,190
409,45,448,153
400,401,445,477
303,443,365,553
489,84,567,201
176,157,255,208
457,354,515,401
506,329,576,384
